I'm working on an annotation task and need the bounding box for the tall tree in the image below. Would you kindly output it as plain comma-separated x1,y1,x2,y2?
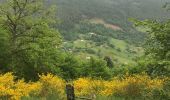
0,0,61,80
133,19,170,76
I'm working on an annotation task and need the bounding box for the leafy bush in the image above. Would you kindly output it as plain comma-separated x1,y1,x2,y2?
58,54,82,80
81,57,111,80
147,79,170,100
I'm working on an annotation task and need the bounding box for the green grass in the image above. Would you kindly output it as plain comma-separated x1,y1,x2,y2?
22,95,125,100
63,35,143,65
110,38,127,51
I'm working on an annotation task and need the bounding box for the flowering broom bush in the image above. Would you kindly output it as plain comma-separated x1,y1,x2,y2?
0,72,169,100
0,73,65,100
37,73,66,100
74,73,167,99
0,73,41,100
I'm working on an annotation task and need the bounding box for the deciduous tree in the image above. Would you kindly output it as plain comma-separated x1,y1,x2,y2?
0,0,61,80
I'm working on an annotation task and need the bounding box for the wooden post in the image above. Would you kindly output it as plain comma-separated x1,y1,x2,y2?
66,84,75,100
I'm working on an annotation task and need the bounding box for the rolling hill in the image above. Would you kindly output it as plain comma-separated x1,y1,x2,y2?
49,0,170,65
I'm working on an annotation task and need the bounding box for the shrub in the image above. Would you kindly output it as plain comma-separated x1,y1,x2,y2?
73,73,167,100
0,72,168,100
37,73,66,100
0,73,40,100
81,57,111,79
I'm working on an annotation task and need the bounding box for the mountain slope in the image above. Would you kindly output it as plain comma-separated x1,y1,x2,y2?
49,0,170,65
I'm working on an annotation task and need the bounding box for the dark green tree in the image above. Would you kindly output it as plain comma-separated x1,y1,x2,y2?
0,0,61,80
82,57,111,80
59,54,82,80
0,27,10,72
104,56,114,68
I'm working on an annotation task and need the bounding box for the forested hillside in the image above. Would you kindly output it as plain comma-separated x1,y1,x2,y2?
53,0,170,64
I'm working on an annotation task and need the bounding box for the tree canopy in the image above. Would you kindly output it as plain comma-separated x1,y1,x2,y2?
0,0,61,80
133,19,170,76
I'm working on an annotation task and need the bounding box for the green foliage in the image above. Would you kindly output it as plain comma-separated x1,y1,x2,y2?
133,19,170,76
58,54,82,80
139,79,170,100
0,0,61,80
81,57,111,80
0,27,10,72
160,80,170,99
55,0,169,44
104,56,114,68
0,0,169,83
85,48,96,54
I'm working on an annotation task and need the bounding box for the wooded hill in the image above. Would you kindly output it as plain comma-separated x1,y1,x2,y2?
48,0,170,65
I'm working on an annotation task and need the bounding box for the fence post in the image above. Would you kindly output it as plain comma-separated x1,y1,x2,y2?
66,84,75,100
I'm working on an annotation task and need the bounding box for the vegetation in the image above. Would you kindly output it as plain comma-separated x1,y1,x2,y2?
131,19,170,77
0,0,61,80
54,0,170,65
0,73,169,100
0,0,169,100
